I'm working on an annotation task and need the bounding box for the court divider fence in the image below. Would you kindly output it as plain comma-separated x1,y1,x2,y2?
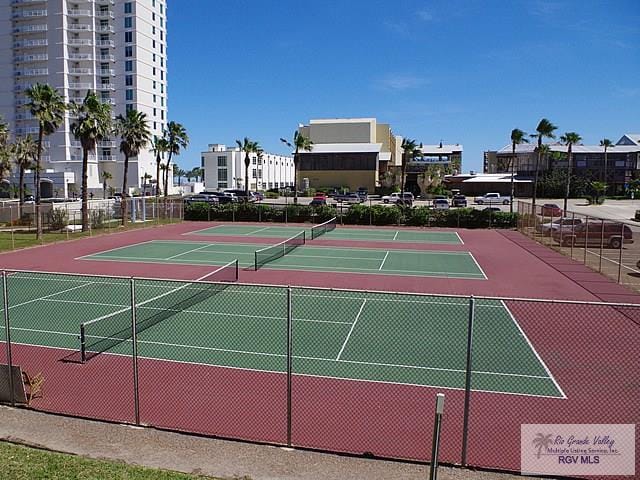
1,269,639,478
516,200,640,293
0,199,183,252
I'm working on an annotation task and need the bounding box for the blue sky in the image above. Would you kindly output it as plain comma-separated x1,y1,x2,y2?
168,0,640,174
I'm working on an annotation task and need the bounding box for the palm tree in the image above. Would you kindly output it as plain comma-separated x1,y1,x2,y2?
25,83,66,238
174,166,186,186
69,90,112,231
531,118,557,213
509,129,529,213
114,109,151,225
400,138,420,197
163,121,189,197
236,137,261,198
0,115,9,146
159,163,168,195
13,135,38,204
101,171,112,199
560,131,582,213
599,138,613,192
532,433,553,459
280,131,313,204
151,136,169,199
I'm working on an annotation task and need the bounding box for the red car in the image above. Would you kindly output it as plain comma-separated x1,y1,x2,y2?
540,203,562,216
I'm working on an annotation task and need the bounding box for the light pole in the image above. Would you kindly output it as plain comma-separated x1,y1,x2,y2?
280,137,297,204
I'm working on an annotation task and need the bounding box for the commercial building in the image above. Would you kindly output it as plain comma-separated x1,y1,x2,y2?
404,142,463,194
484,134,640,195
201,144,294,192
0,0,169,198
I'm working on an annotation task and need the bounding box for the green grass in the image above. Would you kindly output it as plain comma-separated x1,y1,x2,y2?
0,441,224,480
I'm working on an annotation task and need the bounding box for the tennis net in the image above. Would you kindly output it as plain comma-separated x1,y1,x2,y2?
311,217,337,240
254,231,305,270
79,259,239,362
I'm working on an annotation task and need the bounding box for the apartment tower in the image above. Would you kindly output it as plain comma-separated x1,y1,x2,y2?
0,0,168,196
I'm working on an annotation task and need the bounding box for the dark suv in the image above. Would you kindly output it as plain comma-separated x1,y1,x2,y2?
552,222,633,249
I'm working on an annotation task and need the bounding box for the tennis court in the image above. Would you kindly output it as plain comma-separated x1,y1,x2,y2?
78,239,486,279
3,271,562,397
186,224,463,244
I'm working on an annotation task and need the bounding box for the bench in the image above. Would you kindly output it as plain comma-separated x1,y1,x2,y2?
0,364,44,406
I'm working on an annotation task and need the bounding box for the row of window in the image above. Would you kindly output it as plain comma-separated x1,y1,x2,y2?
215,181,294,189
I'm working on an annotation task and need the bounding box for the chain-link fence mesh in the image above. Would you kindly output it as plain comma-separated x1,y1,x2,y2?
1,270,639,478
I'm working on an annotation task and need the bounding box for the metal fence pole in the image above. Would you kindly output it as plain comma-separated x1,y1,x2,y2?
10,206,15,251
618,223,624,283
599,220,605,272
583,216,589,265
429,393,445,480
3,271,15,406
461,295,475,466
131,278,141,425
569,212,575,258
286,286,293,447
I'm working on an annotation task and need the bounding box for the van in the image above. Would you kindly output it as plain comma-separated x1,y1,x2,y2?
552,222,633,249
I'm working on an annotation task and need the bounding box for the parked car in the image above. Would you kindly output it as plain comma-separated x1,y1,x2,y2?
451,194,467,207
483,207,501,213
334,192,362,204
552,222,633,249
251,191,264,201
202,191,237,204
536,217,582,235
540,203,563,216
432,198,450,210
309,196,328,207
474,192,511,205
382,192,414,206
356,188,368,201
184,194,219,205
224,189,256,202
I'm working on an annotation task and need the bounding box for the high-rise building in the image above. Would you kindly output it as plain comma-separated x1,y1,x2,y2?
0,0,168,198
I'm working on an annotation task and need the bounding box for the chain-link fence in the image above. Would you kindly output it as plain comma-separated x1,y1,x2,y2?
0,199,183,251
517,200,640,293
1,270,638,478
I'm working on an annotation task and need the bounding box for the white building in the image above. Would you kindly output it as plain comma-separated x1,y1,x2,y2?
0,0,169,198
201,144,294,191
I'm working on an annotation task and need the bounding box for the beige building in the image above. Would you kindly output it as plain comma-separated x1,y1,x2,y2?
296,118,402,192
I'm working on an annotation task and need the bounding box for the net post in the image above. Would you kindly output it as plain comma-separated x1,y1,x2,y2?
80,323,86,364
286,286,293,447
254,251,258,271
3,271,15,406
235,259,239,281
131,277,141,426
461,295,475,466
617,222,624,284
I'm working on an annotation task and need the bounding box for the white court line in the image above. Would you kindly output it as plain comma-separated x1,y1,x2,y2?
336,299,367,360
165,243,215,260
74,240,158,260
379,251,390,270
393,231,399,241
500,300,567,399
454,231,465,245
8,282,95,310
182,225,226,236
245,226,271,235
468,252,488,279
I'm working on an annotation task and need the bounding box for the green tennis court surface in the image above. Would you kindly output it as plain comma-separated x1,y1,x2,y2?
79,240,486,279
186,224,463,244
3,272,563,397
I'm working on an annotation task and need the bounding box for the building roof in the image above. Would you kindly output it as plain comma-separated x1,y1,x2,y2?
299,143,382,154
445,173,530,183
495,143,640,154
419,144,463,154
617,134,640,146
309,118,376,125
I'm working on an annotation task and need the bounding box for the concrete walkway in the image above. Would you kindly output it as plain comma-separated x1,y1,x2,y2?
0,406,548,480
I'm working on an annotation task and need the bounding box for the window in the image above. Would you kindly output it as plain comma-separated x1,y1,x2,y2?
152,67,156,76
153,53,156,62
160,57,163,67
160,4,163,14
160,31,163,40
126,104,134,112
152,40,156,49
125,74,133,86
257,169,263,179
126,89,134,100
152,12,156,21
160,44,163,54
160,110,164,120
154,122,157,130
125,46,133,57
124,17,132,28
125,60,133,72
160,97,164,106
217,182,227,189
160,84,164,93
218,168,228,181
152,26,156,35
125,31,133,43
217,156,226,167
252,169,257,178
160,18,163,27
124,2,132,14
252,158,257,165
160,70,164,80
153,81,156,89
153,94,156,103
153,108,157,117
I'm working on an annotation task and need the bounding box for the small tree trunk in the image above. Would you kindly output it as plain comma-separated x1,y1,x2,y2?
244,154,250,199
81,147,89,232
155,156,161,200
564,147,572,214
293,153,298,204
164,152,173,197
19,167,25,205
35,126,44,239
531,144,541,213
510,148,515,214
122,154,129,226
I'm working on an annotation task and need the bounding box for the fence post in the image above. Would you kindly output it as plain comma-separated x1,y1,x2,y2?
131,277,141,425
10,206,15,251
599,220,605,272
429,393,445,480
617,223,624,283
569,212,575,258
583,216,589,265
461,295,475,466
3,271,14,406
286,286,293,447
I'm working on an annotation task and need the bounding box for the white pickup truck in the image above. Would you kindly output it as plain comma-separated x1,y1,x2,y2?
473,192,511,205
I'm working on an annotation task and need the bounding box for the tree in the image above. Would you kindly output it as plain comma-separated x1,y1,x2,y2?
236,137,261,198
159,163,168,195
280,131,313,204
174,166,186,186
114,109,151,225
151,136,169,199
560,131,582,213
13,135,38,204
400,138,420,198
25,83,66,238
163,121,189,197
101,171,112,200
509,129,529,213
599,138,613,191
69,90,112,231
590,181,607,205
531,119,557,213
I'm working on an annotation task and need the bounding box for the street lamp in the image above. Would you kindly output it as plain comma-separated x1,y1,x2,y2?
280,137,296,204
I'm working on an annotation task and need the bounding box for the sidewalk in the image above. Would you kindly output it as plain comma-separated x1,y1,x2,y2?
0,406,546,480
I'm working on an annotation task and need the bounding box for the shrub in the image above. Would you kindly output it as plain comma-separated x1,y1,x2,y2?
265,191,279,199
90,209,106,229
47,208,68,231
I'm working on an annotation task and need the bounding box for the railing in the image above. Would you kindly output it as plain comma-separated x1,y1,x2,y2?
13,24,47,33
96,40,114,47
12,9,47,17
67,24,92,31
67,9,91,16
15,54,48,62
68,53,93,60
69,68,92,75
14,39,48,48
68,39,92,46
